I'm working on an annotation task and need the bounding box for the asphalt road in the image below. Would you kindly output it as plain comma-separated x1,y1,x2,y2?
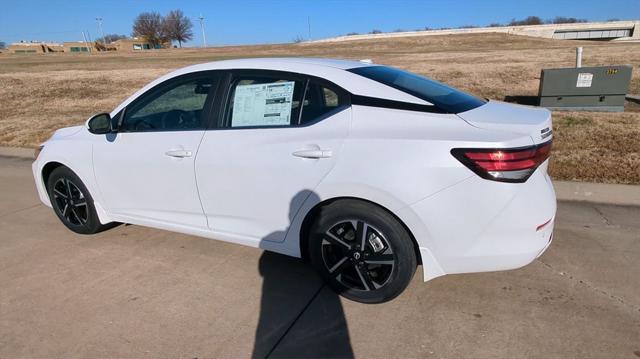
1,155,639,359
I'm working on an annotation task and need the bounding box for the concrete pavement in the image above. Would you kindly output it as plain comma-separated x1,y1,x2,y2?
1,156,639,359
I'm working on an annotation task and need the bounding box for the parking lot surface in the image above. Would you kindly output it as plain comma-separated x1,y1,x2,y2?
1,156,639,359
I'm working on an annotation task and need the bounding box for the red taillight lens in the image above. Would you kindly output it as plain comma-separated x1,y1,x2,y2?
451,141,552,183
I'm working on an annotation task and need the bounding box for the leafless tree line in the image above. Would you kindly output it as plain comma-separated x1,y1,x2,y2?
344,16,614,37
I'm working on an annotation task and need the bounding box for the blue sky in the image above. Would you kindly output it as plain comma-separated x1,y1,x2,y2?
1,0,638,46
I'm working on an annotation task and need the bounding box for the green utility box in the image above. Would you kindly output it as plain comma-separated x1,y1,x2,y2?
538,65,632,112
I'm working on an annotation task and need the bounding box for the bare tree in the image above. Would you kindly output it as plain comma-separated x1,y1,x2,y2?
96,34,127,44
132,12,167,47
509,16,544,26
550,17,587,24
163,10,193,48
0,41,5,49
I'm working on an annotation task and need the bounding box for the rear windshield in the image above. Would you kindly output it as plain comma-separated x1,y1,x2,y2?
349,66,486,113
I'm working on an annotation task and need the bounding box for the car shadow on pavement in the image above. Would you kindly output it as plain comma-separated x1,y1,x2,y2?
251,252,354,359
252,191,354,359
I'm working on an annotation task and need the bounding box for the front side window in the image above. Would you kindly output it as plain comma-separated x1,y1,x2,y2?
122,75,216,132
227,76,305,128
349,66,485,113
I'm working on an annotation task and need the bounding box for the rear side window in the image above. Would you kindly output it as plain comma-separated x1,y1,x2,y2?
227,77,305,128
348,66,485,113
299,81,347,125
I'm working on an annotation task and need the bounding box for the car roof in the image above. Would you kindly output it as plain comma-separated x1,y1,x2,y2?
197,57,372,70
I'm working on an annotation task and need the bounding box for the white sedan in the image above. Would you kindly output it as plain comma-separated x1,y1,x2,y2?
32,58,556,303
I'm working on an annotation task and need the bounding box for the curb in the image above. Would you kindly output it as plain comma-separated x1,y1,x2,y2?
553,181,640,207
0,146,34,159
2,146,638,207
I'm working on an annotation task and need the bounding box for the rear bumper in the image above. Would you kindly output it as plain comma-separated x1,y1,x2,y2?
407,164,556,279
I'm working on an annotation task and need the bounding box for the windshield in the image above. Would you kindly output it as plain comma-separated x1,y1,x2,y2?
349,66,486,113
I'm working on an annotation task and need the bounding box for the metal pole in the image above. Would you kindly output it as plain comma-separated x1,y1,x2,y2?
81,31,91,53
199,15,207,48
307,16,311,40
576,47,583,68
86,31,93,53
96,17,106,44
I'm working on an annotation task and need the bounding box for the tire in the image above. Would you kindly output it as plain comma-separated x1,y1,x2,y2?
308,199,417,303
46,166,110,235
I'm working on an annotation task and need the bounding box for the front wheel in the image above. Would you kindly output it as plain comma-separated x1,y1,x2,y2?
46,166,111,234
308,200,417,303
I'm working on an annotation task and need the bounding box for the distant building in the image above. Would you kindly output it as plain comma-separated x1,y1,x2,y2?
62,41,95,53
316,20,640,44
7,37,171,54
8,41,63,54
110,37,171,52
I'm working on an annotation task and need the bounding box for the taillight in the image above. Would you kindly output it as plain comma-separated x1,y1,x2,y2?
451,141,552,183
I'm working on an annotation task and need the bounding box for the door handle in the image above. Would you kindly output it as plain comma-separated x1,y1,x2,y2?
165,149,193,158
292,149,332,159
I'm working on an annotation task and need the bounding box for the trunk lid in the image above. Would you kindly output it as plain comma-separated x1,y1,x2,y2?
457,100,553,144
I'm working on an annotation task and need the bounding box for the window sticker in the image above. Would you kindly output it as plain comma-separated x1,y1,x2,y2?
231,81,295,127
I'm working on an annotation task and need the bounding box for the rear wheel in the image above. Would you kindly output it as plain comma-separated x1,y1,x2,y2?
308,199,417,303
46,166,110,234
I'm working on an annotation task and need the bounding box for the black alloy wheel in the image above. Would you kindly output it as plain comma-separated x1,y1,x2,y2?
52,177,89,226
46,166,113,234
309,199,417,303
321,220,395,291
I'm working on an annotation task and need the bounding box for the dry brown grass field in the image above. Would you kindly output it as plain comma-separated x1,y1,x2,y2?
0,33,638,183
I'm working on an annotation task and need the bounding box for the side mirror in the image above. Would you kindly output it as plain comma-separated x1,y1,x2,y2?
87,113,113,134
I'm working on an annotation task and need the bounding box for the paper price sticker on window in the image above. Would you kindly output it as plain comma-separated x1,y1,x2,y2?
232,81,295,127
576,73,593,88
